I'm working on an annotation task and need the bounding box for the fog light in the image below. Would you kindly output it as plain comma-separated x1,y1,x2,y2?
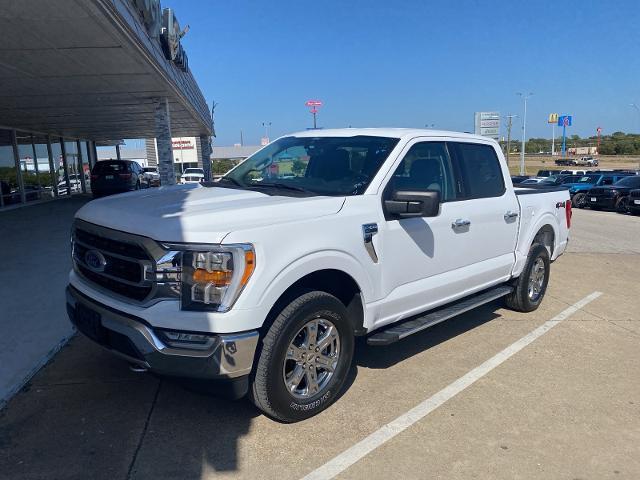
156,329,216,350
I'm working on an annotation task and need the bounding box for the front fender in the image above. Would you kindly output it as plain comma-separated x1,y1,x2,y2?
257,249,374,315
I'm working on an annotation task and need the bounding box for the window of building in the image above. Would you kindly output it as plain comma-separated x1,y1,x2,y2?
0,128,18,207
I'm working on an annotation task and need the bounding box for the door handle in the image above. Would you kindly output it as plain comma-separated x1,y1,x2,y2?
451,218,471,228
504,211,519,220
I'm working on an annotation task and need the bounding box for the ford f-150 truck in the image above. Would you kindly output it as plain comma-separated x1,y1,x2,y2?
66,129,571,422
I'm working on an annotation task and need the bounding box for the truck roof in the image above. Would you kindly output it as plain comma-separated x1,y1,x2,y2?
288,128,496,143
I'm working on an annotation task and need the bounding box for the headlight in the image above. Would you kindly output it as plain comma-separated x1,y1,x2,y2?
175,244,255,312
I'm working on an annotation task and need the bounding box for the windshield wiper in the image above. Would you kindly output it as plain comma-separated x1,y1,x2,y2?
249,182,315,194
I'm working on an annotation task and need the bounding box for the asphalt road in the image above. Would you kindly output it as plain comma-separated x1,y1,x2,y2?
1,208,639,480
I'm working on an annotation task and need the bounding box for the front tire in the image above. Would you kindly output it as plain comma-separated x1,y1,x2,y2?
250,290,354,422
572,193,587,209
504,243,550,312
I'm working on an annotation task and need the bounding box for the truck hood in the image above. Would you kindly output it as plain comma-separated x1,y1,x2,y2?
75,184,346,243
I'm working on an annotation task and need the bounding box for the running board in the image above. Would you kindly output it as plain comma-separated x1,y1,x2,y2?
367,285,513,346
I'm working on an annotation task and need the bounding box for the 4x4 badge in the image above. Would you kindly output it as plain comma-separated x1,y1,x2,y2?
362,223,379,263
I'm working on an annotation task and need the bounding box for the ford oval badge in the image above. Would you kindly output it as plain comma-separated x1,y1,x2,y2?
84,250,107,273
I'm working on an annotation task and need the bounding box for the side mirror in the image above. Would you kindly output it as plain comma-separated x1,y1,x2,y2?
384,190,440,218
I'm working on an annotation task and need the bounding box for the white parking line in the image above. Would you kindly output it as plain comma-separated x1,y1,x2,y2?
301,291,603,480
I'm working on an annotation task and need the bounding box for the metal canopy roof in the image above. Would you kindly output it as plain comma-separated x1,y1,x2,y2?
0,0,212,141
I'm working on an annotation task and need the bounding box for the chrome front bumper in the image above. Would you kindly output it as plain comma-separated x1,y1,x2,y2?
66,286,259,380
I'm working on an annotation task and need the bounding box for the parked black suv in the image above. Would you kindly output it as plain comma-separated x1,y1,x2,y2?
91,160,148,198
627,189,640,215
586,175,640,212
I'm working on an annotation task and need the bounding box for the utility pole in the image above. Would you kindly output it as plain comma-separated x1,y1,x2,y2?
631,104,640,169
517,92,533,176
504,115,517,165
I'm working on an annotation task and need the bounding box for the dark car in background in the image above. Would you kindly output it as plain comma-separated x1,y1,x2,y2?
536,169,561,177
587,175,640,212
90,160,148,198
510,175,530,185
539,174,582,186
628,189,640,215
565,173,635,208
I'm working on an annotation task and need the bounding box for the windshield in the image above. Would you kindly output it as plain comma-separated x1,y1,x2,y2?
614,176,640,187
541,175,561,184
578,176,598,183
183,168,204,175
223,135,400,196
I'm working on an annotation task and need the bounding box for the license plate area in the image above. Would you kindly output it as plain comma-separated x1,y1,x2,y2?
634,200,640,205
105,175,114,180
74,303,106,343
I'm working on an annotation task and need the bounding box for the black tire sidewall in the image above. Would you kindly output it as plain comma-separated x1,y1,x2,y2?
263,293,354,422
616,197,629,213
518,244,551,311
573,193,586,208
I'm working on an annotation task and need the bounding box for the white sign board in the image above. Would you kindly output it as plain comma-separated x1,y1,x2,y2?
474,112,500,140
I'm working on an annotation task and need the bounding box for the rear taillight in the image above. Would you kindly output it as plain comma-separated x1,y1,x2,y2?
565,200,572,228
119,173,132,179
90,174,98,181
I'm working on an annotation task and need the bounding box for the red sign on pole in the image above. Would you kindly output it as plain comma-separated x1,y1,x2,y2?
305,100,323,107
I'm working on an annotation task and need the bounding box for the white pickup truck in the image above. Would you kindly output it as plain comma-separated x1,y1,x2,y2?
67,129,571,422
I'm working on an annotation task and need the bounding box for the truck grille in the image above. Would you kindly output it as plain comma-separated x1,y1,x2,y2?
72,223,155,302
630,190,640,199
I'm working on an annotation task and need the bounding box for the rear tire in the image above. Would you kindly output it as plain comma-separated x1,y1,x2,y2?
250,290,354,422
504,243,550,313
616,197,630,214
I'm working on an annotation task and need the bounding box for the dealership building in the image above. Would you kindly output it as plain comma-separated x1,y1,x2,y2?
0,0,213,208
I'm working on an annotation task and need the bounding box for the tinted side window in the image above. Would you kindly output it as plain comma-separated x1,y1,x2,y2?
600,177,614,185
387,142,456,201
449,142,505,199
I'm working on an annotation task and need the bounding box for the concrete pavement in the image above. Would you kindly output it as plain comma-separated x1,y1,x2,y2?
1,206,639,480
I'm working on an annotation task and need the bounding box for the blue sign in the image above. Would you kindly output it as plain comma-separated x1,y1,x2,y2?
557,115,572,127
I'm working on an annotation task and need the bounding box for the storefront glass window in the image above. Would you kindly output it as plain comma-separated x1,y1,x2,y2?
63,140,82,194
0,128,18,207
33,134,56,199
16,132,42,203
80,140,91,193
50,139,65,196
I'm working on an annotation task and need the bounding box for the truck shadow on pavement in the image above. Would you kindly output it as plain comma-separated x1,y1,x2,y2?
355,301,502,369
0,302,503,479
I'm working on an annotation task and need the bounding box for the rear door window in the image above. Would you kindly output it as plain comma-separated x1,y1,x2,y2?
448,142,505,199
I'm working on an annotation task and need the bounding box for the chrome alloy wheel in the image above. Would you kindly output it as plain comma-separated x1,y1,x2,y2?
282,318,340,399
528,257,546,301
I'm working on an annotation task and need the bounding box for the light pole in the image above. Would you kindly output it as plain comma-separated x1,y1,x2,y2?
262,121,272,141
631,104,640,169
516,92,533,175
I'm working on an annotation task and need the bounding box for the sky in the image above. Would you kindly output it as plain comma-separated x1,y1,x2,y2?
172,0,640,146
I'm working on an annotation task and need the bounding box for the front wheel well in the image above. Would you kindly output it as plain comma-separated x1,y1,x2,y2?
264,269,365,336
